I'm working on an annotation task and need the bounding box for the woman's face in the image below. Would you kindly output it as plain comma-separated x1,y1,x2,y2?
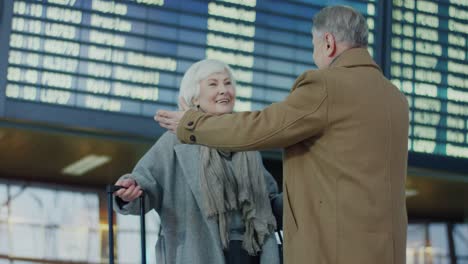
193,70,236,115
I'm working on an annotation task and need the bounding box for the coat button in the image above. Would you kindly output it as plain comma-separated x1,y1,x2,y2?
187,121,194,126
189,135,196,142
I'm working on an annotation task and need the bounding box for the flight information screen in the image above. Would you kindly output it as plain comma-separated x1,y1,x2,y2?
0,0,378,131
1,0,468,165
388,0,468,160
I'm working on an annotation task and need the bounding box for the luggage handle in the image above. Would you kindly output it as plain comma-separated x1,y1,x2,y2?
107,185,146,264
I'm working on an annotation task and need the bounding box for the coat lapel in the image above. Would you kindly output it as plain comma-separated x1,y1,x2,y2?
174,144,205,210
173,144,223,244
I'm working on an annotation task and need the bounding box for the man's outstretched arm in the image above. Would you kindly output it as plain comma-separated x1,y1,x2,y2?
155,71,328,151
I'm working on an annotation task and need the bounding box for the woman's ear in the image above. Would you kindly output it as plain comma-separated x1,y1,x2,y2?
191,97,199,109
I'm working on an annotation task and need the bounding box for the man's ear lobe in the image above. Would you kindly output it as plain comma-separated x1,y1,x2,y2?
327,43,336,57
325,33,336,57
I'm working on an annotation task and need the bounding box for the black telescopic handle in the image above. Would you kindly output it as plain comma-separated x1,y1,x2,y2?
106,185,117,264
107,185,126,193
107,185,146,264
140,194,146,264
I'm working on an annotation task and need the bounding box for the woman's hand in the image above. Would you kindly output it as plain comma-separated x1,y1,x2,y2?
114,178,143,202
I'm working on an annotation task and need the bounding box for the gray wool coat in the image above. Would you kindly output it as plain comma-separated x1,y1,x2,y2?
114,132,281,264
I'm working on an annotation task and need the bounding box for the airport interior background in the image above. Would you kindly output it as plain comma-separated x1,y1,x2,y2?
0,0,467,263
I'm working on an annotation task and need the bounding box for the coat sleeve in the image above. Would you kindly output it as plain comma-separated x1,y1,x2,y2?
177,70,328,151
114,132,177,215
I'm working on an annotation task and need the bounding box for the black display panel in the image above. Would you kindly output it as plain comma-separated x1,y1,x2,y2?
386,0,468,164
0,0,379,137
3,0,468,170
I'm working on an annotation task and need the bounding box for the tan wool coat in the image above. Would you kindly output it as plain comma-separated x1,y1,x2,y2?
177,48,409,264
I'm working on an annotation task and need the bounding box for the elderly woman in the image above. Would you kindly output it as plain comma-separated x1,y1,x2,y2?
113,59,281,264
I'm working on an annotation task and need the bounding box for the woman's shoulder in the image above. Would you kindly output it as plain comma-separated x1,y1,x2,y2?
152,131,183,148
158,131,179,143
152,131,200,154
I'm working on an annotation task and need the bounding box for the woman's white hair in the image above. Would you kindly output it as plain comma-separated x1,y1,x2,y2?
312,5,368,47
178,59,236,110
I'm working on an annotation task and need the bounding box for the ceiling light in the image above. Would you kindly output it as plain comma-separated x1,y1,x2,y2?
62,154,111,176
405,188,419,197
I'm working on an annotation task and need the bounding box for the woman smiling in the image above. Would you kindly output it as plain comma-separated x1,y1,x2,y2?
113,59,281,264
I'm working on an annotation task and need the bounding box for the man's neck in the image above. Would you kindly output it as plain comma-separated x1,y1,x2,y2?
327,44,354,67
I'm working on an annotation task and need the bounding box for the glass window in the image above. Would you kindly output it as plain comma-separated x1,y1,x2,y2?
407,223,468,264
0,180,100,263
455,224,468,259
116,211,160,263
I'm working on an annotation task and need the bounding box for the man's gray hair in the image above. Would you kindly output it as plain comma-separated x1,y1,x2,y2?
312,5,368,47
178,59,236,110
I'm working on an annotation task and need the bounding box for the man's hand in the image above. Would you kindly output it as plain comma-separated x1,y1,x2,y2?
154,97,189,133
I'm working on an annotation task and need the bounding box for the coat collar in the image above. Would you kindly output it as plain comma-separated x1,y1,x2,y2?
329,48,381,72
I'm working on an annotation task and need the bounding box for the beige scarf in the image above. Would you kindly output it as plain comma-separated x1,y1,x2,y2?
199,146,277,255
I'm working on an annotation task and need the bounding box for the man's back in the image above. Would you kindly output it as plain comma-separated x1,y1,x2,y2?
170,48,409,264
283,48,409,264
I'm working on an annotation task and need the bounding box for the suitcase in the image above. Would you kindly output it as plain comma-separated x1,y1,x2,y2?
277,230,283,264
107,185,146,264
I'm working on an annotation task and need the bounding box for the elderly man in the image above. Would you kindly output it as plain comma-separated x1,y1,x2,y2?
156,5,409,264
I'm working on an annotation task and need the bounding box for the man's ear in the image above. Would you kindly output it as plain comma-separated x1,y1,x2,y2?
324,32,337,57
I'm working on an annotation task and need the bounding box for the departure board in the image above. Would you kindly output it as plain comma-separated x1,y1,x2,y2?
0,0,378,135
2,0,468,165
388,0,468,160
